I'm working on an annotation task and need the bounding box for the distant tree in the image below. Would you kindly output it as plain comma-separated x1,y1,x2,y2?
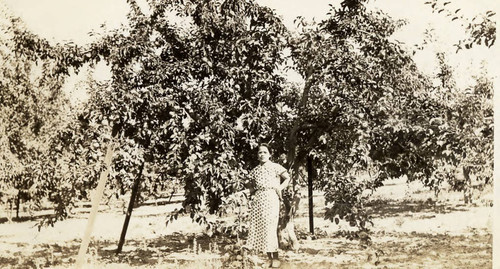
430,53,493,203
0,16,75,221
418,0,495,202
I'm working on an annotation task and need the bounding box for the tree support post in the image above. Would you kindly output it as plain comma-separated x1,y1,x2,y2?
75,143,115,268
116,161,145,254
15,193,20,219
307,156,314,234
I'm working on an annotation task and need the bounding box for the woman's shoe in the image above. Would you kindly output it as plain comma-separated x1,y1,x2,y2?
271,259,281,268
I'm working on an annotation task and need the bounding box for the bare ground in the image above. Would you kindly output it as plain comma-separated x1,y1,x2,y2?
0,178,493,268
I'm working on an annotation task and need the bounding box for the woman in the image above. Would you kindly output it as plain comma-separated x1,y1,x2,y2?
244,144,290,268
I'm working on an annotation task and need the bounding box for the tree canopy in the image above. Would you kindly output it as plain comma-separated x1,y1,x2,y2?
0,0,494,242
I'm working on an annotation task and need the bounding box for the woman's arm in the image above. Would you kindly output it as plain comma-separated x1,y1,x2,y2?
245,180,256,196
278,171,291,191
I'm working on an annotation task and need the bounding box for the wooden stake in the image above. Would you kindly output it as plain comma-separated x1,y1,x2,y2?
75,143,114,268
116,161,145,254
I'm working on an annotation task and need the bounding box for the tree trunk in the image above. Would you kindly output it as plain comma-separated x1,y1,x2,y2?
307,156,314,234
278,192,300,249
15,193,21,219
463,166,472,204
7,197,13,223
116,161,145,254
279,75,315,250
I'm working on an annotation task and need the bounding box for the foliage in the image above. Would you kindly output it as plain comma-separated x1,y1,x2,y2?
2,0,494,246
88,0,289,215
0,16,75,220
282,0,456,237
430,54,493,201
424,0,496,50
2,0,288,231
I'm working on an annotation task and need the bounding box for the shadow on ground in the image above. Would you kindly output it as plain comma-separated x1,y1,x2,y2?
0,225,492,269
366,198,468,218
0,191,492,268
0,232,242,268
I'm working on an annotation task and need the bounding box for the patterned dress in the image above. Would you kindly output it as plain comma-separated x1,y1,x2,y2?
246,161,287,253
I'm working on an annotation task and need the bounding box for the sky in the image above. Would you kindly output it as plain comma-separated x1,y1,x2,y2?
0,0,497,98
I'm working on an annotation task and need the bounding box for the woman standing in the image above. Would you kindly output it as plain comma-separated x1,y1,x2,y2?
244,144,290,268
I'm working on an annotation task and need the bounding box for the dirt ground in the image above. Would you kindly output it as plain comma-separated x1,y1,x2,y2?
0,178,493,268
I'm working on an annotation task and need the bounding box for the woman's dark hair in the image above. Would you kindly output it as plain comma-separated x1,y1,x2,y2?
257,143,272,154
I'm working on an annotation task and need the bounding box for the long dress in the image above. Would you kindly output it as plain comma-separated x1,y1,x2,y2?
246,161,286,253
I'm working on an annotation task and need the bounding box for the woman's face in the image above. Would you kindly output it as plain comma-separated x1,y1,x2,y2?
257,146,271,164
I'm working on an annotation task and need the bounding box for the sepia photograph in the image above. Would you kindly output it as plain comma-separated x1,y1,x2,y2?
0,0,497,268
